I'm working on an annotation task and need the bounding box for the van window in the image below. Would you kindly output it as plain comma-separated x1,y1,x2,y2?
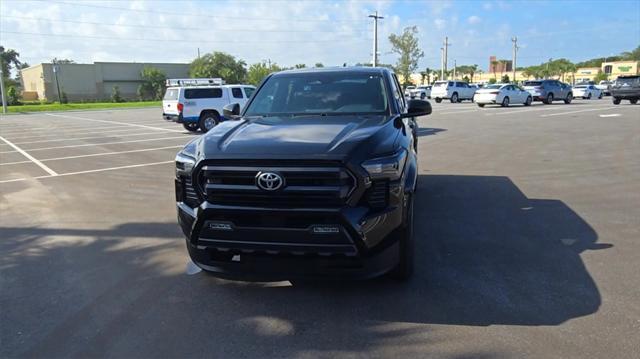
163,88,179,100
184,88,223,99
231,88,244,99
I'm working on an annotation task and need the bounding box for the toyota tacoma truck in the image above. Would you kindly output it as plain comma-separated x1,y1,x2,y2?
174,67,431,281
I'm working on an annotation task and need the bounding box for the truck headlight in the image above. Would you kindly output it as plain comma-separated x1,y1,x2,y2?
175,141,197,176
361,149,407,181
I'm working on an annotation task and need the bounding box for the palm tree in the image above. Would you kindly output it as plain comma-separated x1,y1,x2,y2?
491,60,498,81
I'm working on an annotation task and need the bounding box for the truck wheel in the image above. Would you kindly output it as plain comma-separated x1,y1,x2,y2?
631,99,638,104
477,103,485,108
199,111,220,132
435,98,442,103
182,122,199,132
501,96,510,107
524,96,532,106
544,93,554,104
391,193,414,280
450,93,459,103
613,98,621,105
564,93,573,104
420,93,426,100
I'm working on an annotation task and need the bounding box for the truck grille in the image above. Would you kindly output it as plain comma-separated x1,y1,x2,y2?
182,176,200,208
196,161,356,208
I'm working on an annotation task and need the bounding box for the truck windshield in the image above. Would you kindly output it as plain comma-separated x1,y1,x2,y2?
244,72,389,116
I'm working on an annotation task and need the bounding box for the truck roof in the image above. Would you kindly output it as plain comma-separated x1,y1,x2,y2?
274,66,394,76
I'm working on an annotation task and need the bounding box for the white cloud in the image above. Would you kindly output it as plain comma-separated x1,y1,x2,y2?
468,15,481,25
434,18,447,30
482,2,493,10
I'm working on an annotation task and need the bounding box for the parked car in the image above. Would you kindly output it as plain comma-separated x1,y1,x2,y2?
474,83,533,107
523,79,573,104
174,67,431,281
409,85,431,99
573,84,602,99
596,80,613,96
404,85,416,97
163,78,256,132
431,80,476,103
610,75,640,104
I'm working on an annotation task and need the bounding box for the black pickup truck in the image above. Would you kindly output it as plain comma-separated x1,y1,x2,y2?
611,75,640,104
174,67,431,281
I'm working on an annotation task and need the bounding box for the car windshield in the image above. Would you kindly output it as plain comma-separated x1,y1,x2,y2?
244,72,389,116
485,84,503,89
434,81,450,87
524,81,543,86
575,85,587,88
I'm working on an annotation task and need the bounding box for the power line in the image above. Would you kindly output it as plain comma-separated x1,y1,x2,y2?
36,0,368,23
0,30,366,44
0,15,368,34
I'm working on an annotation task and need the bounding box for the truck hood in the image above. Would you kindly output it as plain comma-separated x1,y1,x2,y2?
194,115,400,160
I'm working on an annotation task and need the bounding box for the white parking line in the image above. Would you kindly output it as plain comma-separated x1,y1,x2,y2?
0,125,138,139
540,106,620,117
12,131,169,145
0,135,58,176
0,160,173,184
0,135,192,154
0,145,183,166
46,113,184,133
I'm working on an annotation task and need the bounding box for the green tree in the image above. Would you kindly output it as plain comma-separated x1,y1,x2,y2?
0,46,21,80
388,26,424,86
314,63,324,68
594,70,608,83
488,78,497,84
7,86,20,105
51,58,75,64
247,62,282,85
501,74,510,83
190,51,247,83
620,45,640,61
111,86,123,103
294,64,307,69
138,66,166,100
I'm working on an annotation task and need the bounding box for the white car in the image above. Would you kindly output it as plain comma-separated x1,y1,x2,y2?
474,83,533,107
162,78,256,132
409,85,431,99
404,85,416,97
596,80,613,96
431,81,476,103
574,84,602,99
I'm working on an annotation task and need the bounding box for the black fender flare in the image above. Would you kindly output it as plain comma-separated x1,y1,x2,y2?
403,153,418,194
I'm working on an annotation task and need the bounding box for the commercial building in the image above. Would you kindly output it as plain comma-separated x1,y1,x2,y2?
489,56,512,74
20,62,190,101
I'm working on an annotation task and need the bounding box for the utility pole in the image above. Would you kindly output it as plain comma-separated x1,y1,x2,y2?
453,59,457,80
440,47,444,80
197,47,200,59
511,36,518,83
443,37,451,79
0,50,7,114
52,60,62,104
368,11,384,67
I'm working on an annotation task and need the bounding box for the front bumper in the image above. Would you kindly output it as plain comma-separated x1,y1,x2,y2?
176,183,406,280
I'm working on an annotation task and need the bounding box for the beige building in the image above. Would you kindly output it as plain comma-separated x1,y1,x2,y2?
573,60,639,83
20,62,190,101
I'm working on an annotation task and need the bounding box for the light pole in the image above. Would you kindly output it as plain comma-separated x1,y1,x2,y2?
368,12,384,67
0,57,7,114
52,60,62,103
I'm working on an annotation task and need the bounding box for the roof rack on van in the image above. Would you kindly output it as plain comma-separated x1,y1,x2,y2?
165,78,225,87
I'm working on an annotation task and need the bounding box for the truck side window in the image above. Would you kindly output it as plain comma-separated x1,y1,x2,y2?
391,74,406,112
232,88,244,99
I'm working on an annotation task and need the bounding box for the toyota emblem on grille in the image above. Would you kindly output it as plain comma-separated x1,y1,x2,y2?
256,172,284,191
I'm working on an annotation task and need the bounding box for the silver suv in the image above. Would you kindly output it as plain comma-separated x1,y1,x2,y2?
523,80,573,104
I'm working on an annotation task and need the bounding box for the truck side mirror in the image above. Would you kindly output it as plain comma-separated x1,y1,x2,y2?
223,103,240,119
401,99,432,118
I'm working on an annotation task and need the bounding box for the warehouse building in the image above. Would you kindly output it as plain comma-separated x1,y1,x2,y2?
20,62,190,101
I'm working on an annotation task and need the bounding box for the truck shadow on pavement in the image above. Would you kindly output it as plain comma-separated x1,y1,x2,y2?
0,175,608,357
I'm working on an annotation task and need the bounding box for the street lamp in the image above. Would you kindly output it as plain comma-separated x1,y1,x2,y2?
52,61,62,103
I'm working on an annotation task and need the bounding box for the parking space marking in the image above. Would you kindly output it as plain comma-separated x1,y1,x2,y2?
0,160,173,184
46,113,184,133
0,135,191,154
12,131,169,145
1,125,139,139
0,145,183,166
0,135,58,176
540,106,620,117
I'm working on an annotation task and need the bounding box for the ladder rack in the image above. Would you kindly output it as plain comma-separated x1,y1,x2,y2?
165,78,225,87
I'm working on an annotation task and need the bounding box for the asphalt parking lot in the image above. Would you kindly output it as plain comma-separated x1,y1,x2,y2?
1,98,639,358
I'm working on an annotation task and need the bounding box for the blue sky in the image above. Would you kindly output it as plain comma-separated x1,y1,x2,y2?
1,0,638,74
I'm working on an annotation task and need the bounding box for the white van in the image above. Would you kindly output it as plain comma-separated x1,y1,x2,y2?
162,78,256,132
